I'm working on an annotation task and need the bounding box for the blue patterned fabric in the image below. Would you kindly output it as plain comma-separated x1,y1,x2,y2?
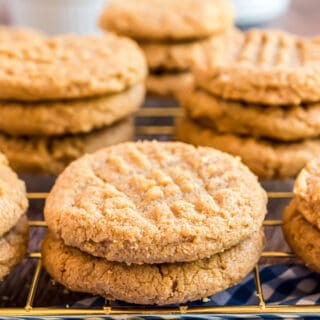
71,264,320,319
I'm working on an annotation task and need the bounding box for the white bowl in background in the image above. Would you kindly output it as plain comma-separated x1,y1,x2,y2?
6,0,108,35
232,0,291,27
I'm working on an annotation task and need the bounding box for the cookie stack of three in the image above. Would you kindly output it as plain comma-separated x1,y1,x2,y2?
0,153,28,281
42,141,267,305
177,28,320,179
0,27,147,174
99,0,234,97
283,160,320,272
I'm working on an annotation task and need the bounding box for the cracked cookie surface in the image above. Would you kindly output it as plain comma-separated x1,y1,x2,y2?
0,153,28,237
42,230,264,305
0,31,147,101
0,215,29,281
44,141,267,264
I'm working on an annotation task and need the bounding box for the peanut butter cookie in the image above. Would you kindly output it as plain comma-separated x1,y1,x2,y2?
0,153,28,238
294,160,320,229
0,33,147,101
44,141,267,264
179,87,320,141
0,118,134,175
176,117,320,179
195,29,320,105
0,216,28,281
141,38,213,71
42,230,264,305
283,199,320,272
99,0,234,41
147,72,194,97
0,84,144,136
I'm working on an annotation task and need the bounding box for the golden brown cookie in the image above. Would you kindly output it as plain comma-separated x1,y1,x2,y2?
44,141,267,264
0,215,29,281
179,86,320,141
141,38,212,71
0,84,144,136
283,199,320,272
294,160,320,229
176,117,320,179
0,153,28,238
42,229,264,305
0,118,134,175
194,29,320,105
147,72,194,97
0,32,147,101
99,0,234,41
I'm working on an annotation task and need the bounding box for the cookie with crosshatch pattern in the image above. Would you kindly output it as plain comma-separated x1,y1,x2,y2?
0,29,147,101
42,229,264,305
0,153,28,238
194,28,320,105
44,141,267,264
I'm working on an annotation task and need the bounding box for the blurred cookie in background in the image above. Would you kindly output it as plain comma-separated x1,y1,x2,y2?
99,0,234,98
0,118,135,175
0,27,146,174
176,28,320,180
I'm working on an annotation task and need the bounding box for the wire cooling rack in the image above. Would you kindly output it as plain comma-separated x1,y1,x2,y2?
1,105,320,318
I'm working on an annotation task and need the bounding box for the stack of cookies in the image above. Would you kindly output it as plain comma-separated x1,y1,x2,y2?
42,141,267,305
0,27,147,174
0,153,28,281
177,29,320,179
99,0,234,97
283,159,320,272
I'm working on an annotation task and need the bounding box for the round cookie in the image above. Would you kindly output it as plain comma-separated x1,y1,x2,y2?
0,33,147,101
294,160,320,229
0,84,144,136
44,141,267,264
42,230,264,305
147,72,194,97
176,117,320,179
99,0,234,41
179,87,320,141
194,29,320,105
283,199,320,272
0,153,28,238
141,38,212,71
0,215,29,281
0,118,134,175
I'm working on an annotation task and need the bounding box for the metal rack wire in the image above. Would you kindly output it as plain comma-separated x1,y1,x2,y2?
1,106,319,318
